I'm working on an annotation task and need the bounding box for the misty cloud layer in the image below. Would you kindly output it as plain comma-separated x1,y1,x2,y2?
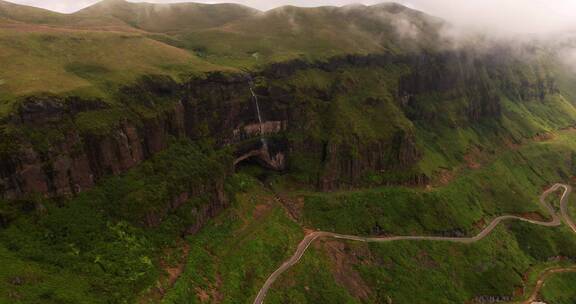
5,0,576,34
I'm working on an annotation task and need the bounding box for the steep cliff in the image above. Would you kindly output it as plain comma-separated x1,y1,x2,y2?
0,49,570,201
1,3,576,303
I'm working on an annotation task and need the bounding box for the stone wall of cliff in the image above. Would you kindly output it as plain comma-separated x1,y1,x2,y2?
0,50,563,202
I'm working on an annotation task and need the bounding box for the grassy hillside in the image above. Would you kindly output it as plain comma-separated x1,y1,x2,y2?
541,272,576,303
162,171,303,304
1,1,576,303
0,0,448,114
0,28,229,117
264,129,576,304
175,3,446,67
0,139,230,303
0,0,65,24
75,0,259,33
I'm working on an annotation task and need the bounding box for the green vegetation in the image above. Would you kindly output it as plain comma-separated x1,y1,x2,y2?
271,65,417,185
265,130,576,303
0,30,224,108
2,1,576,303
174,4,443,68
267,246,361,304
415,94,576,176
0,0,446,118
0,140,229,303
357,224,576,304
541,272,576,303
260,54,576,187
162,171,303,303
301,130,576,235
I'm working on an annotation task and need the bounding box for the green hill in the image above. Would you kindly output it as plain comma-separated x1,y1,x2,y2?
0,0,65,24
0,0,449,115
1,1,576,304
0,29,227,117
172,3,447,66
74,0,259,33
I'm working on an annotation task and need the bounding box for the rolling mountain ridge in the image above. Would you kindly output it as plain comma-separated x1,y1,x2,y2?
1,1,576,304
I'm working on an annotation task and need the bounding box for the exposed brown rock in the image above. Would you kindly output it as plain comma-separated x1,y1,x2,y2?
0,52,559,202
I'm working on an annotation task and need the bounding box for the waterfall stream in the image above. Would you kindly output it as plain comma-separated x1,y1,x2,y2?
247,75,266,145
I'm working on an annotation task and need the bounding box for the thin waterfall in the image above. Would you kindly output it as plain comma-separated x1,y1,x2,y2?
246,74,267,146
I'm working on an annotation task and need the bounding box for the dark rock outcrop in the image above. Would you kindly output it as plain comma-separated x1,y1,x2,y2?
0,51,559,198
398,50,558,123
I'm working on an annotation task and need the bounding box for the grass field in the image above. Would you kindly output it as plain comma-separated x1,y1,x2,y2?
0,29,230,117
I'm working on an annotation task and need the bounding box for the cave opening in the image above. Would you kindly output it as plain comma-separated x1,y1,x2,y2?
234,155,281,183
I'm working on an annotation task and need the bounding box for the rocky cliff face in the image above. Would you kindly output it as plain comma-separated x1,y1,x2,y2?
0,51,561,201
0,75,283,200
398,50,559,124
2,97,173,199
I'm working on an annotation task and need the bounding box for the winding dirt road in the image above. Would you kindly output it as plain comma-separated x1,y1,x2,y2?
522,267,576,304
253,183,574,304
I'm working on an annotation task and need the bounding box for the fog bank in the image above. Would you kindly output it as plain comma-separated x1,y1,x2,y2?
5,0,576,35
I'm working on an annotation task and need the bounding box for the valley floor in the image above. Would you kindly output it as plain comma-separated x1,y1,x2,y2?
164,129,576,304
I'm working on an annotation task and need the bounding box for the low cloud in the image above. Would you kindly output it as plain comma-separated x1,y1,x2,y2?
5,0,576,36
405,0,576,35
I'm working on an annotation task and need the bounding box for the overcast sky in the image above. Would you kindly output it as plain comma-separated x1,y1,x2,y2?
5,0,576,34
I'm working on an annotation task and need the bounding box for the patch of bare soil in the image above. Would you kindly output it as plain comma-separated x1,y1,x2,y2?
560,126,576,131
164,244,191,288
473,217,488,232
253,203,272,220
514,285,524,298
196,287,210,303
320,240,372,300
414,250,439,269
515,212,547,222
437,168,456,185
304,228,317,235
503,137,522,150
195,274,223,303
138,242,191,304
532,132,555,142
274,192,304,222
464,155,482,169
464,146,484,169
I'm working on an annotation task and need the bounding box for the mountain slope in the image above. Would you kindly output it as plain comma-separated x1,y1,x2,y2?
1,2,576,304
0,29,227,116
174,3,447,66
0,0,450,116
0,0,65,24
74,0,259,33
